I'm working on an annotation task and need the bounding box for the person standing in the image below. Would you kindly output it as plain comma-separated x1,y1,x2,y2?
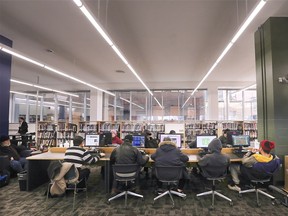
64,136,104,187
18,117,28,148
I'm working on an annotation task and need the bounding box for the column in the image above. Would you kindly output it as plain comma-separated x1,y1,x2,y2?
255,17,288,184
207,84,218,120
90,90,103,121
0,35,12,135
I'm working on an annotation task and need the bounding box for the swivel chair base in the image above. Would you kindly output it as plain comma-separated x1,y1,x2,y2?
239,179,276,207
153,189,186,208
108,190,143,208
196,178,233,209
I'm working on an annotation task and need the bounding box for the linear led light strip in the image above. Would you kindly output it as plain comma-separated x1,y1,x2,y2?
182,0,267,108
231,83,257,95
72,0,162,107
11,79,79,97
0,44,115,97
10,90,43,98
120,97,144,110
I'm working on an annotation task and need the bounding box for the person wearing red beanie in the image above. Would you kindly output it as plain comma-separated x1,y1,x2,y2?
228,139,281,191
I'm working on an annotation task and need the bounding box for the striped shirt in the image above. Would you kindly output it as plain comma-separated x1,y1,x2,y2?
64,146,99,168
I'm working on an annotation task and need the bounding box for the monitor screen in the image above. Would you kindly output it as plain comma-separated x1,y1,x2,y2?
232,135,250,147
196,135,217,148
99,132,112,146
160,134,182,148
132,135,145,148
85,134,100,147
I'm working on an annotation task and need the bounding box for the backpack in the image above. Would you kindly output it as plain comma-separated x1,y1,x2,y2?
0,170,10,187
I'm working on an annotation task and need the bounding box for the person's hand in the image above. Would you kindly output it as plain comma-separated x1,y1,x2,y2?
11,157,14,160
100,152,106,158
251,148,258,153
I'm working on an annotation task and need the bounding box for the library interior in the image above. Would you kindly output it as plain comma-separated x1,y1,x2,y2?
1,0,288,215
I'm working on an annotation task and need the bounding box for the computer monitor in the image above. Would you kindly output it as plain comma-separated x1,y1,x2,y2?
159,134,182,148
232,135,250,148
85,134,100,147
132,135,145,148
196,135,217,148
99,132,112,146
226,130,242,144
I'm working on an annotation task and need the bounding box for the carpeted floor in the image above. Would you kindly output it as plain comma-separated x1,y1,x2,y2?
0,167,287,216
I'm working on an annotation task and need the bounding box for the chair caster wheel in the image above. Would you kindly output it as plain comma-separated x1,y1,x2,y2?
257,202,261,207
229,201,233,206
238,194,242,198
209,205,214,210
107,201,110,205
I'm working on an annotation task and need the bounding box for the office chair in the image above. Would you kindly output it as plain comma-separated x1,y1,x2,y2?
153,166,186,208
196,165,233,209
46,162,87,212
108,164,143,208
239,162,281,207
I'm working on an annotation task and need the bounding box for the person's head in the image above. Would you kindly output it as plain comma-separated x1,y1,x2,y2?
169,130,176,134
124,134,133,144
223,129,230,137
0,135,11,147
208,138,222,153
73,136,84,147
19,117,25,123
163,137,171,142
111,130,118,138
260,140,275,154
144,130,152,138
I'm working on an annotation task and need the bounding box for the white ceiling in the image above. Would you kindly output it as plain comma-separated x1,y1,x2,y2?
1,0,288,94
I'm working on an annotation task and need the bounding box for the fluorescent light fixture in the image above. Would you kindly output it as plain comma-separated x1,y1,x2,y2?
10,91,43,98
0,43,115,96
119,97,144,109
231,83,257,95
182,0,266,108
2,47,44,67
153,96,163,109
231,0,266,43
72,0,154,97
11,79,79,97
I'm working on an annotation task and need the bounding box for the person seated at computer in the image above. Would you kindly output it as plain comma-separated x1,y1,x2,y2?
64,136,104,187
0,135,29,173
110,134,149,195
227,140,281,191
219,129,230,147
144,130,158,148
151,137,189,193
197,138,230,182
111,129,123,145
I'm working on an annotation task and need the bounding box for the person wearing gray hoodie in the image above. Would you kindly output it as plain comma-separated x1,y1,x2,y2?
198,138,230,178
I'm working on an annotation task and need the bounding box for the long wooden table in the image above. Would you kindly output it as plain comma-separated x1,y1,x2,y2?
26,147,245,192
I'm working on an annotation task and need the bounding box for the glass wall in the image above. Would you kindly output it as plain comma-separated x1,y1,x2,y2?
218,89,257,120
105,89,208,122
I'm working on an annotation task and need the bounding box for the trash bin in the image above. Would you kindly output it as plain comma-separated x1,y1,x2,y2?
17,171,27,191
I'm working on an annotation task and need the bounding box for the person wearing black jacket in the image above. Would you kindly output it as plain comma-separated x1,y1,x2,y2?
110,135,149,194
18,117,28,148
0,135,28,173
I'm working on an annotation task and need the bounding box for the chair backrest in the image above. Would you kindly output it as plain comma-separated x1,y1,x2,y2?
154,165,183,183
200,164,229,179
113,164,140,182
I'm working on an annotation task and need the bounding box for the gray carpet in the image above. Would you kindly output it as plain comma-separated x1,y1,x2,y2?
0,167,287,216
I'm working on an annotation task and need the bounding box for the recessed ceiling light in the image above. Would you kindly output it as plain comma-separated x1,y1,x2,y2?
115,70,125,73
46,49,54,53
